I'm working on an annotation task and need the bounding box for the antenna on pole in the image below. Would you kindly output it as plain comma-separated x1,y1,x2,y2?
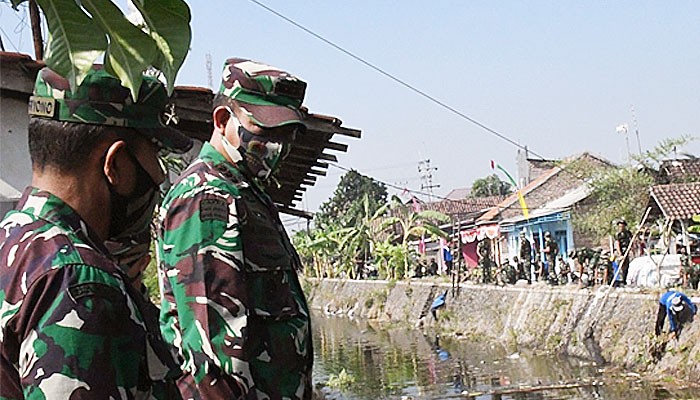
631,105,642,156
205,53,213,90
418,159,440,203
615,123,631,164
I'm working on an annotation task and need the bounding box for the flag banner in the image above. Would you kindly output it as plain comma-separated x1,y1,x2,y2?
491,160,530,219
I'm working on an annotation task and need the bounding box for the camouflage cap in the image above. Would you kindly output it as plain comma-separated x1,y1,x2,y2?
29,66,192,153
219,58,307,128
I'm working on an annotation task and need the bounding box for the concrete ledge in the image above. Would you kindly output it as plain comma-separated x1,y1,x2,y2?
305,278,700,381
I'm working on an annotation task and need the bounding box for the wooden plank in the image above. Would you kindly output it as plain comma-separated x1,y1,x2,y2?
309,168,327,176
318,153,338,162
278,206,314,219
324,141,348,152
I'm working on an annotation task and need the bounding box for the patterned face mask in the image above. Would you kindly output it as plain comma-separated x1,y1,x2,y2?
222,107,296,180
104,147,162,270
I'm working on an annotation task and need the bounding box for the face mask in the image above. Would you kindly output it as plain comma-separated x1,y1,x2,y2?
238,127,289,180
221,107,293,180
104,148,161,268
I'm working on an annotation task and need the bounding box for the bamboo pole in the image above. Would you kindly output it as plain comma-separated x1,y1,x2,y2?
609,207,652,287
459,380,605,398
28,0,43,60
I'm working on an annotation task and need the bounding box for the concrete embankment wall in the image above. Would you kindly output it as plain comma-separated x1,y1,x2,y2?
304,278,700,381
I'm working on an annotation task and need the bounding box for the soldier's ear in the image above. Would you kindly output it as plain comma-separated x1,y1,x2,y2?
213,106,232,133
103,140,129,188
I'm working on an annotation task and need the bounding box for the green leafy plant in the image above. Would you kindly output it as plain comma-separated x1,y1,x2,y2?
10,0,191,99
327,369,356,390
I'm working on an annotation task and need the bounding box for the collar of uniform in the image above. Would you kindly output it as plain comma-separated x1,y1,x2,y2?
199,141,246,181
200,141,278,207
16,187,111,255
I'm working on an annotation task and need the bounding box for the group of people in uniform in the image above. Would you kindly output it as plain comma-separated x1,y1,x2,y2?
0,59,314,399
507,220,634,287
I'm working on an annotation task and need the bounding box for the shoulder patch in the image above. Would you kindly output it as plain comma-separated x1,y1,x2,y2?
200,198,229,222
68,282,122,303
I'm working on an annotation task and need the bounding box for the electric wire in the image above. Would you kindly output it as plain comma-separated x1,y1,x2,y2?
247,0,610,220
247,0,551,162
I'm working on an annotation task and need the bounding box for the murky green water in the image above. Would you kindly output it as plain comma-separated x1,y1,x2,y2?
311,312,700,400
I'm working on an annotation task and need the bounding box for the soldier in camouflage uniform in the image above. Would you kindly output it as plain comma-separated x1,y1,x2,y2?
518,231,533,283
0,67,190,399
156,58,313,399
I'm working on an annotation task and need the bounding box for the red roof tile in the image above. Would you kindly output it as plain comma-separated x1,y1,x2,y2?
650,183,700,220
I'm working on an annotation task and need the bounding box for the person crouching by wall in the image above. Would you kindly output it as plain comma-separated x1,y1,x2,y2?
655,290,697,340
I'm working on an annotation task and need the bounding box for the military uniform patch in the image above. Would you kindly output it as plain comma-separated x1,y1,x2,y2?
200,198,228,221
68,282,122,303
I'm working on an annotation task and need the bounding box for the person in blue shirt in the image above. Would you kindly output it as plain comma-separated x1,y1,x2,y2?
431,290,448,320
655,290,697,338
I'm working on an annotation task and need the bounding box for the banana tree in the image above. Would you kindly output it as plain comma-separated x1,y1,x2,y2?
380,196,450,279
335,194,391,279
293,227,343,279
9,0,191,99
371,239,408,280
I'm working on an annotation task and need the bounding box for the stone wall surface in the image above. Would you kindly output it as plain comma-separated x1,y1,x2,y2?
305,278,700,382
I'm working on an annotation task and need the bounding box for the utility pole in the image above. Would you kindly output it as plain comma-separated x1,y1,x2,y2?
631,105,642,157
418,159,439,203
205,53,213,90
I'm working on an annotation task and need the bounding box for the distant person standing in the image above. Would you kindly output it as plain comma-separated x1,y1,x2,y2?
655,291,697,339
615,219,633,284
518,231,533,283
478,239,492,283
542,231,559,281
443,244,454,275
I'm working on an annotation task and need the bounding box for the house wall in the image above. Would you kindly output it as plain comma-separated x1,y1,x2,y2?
0,53,39,196
0,95,32,192
504,217,573,265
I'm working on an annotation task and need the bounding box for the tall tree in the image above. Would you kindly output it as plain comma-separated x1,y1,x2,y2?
470,174,513,198
316,170,388,229
572,136,694,242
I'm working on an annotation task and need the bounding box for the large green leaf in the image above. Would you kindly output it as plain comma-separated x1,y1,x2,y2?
81,0,158,100
10,0,27,10
131,0,192,94
36,0,106,91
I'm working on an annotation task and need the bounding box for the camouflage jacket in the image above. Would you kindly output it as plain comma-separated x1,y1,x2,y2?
0,188,180,400
157,142,313,400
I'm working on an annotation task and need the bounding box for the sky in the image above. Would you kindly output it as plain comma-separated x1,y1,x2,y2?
2,1,700,230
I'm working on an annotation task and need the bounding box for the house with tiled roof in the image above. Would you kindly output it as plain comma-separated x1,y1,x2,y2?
647,183,700,253
476,152,611,266
657,158,700,184
649,183,700,222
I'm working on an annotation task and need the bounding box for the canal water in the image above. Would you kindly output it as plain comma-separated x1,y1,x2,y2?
311,312,700,400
